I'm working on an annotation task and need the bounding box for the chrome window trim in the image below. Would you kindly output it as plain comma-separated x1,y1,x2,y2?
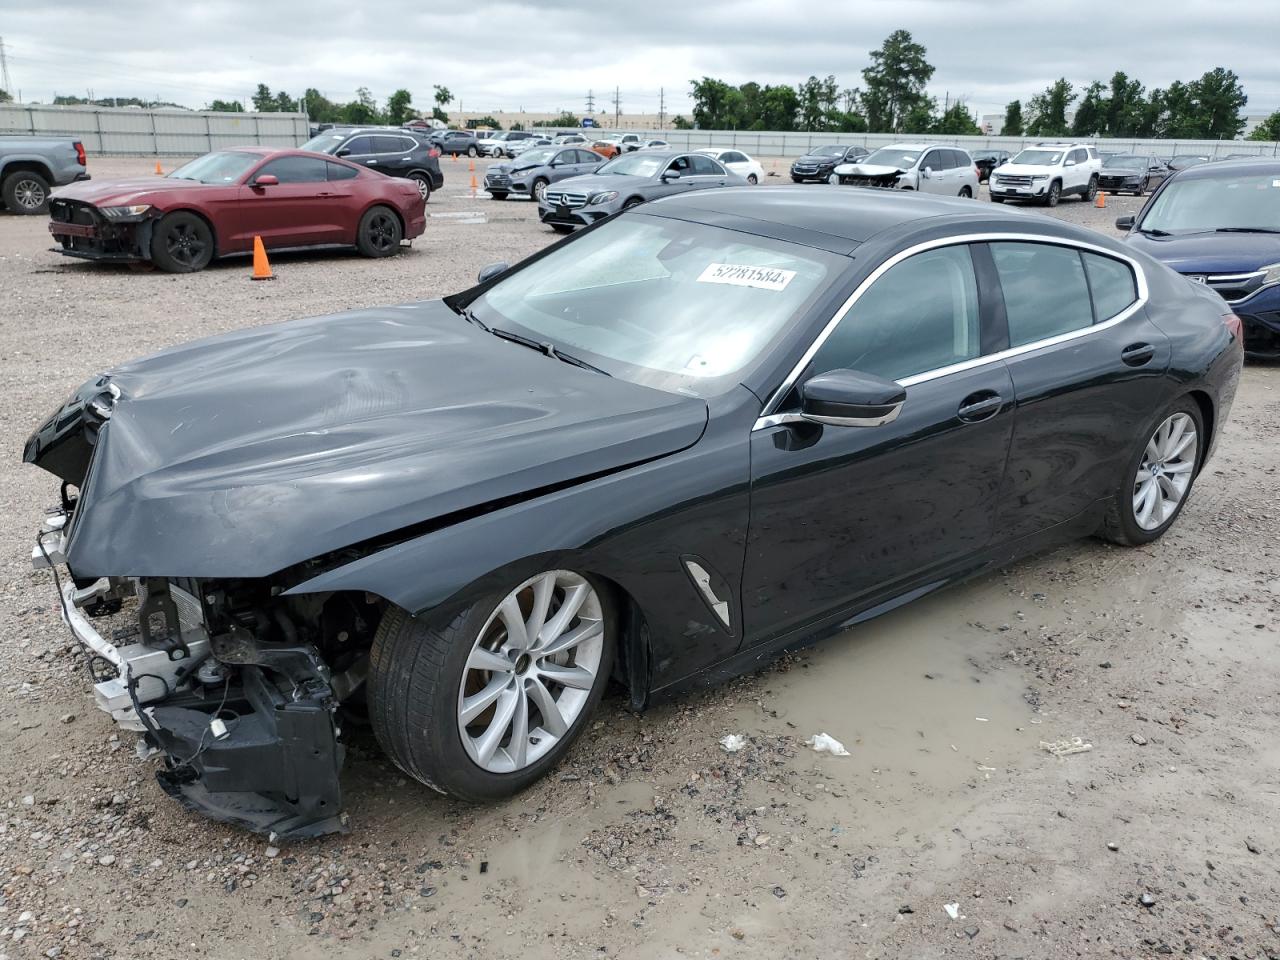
753,231,1149,431
1204,271,1265,282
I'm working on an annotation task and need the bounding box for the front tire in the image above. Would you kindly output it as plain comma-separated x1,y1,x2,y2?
532,177,550,203
489,191,509,201
747,173,758,185
1045,181,1062,207
467,145,479,158
149,211,214,273
1098,400,1204,546
356,205,403,258
368,570,615,800
2,169,51,214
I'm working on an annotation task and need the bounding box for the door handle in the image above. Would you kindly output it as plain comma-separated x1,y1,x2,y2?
957,391,1004,422
1121,342,1155,366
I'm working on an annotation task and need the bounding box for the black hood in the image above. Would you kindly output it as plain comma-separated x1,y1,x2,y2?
37,302,707,579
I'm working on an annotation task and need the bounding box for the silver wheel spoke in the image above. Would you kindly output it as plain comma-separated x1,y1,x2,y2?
467,646,511,673
538,583,590,648
498,594,530,650
539,619,601,658
1157,475,1180,502
1135,481,1158,526
538,662,595,690
526,573,556,646
526,677,569,736
474,687,519,766
1167,430,1195,461
1163,459,1194,474
460,674,510,725
508,684,530,769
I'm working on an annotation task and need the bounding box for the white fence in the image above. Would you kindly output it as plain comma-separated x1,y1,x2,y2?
584,128,1280,160
0,104,309,155
2,103,1277,161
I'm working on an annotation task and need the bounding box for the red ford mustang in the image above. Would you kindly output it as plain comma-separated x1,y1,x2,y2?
47,147,427,273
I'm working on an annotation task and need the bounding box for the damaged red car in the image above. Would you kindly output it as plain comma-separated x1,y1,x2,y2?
47,147,426,272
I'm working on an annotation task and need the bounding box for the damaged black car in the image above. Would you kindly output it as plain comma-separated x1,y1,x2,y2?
26,187,1241,838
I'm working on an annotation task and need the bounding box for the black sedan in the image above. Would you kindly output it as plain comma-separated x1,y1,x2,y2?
790,144,869,183
25,188,1241,838
971,149,1010,182
1098,154,1170,196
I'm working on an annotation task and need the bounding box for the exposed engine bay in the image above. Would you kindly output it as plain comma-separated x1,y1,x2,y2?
836,168,907,188
34,511,377,839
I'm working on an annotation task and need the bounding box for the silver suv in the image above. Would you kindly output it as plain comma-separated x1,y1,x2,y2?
834,143,980,198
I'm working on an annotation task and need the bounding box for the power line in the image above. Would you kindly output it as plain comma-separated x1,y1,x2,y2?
585,89,595,116
658,87,665,130
612,86,621,127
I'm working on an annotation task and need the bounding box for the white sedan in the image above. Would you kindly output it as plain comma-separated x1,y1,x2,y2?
697,148,765,184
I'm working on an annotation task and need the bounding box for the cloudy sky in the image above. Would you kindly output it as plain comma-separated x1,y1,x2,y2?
3,0,1276,120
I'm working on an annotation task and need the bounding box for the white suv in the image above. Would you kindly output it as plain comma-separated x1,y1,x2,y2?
988,143,1100,207
833,143,980,198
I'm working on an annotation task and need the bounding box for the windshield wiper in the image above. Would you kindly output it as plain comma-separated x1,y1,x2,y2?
490,328,611,376
448,301,490,331
1215,227,1280,235
1136,226,1173,237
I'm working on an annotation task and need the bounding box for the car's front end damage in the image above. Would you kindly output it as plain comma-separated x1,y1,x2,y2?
833,162,911,189
27,379,373,837
48,196,155,262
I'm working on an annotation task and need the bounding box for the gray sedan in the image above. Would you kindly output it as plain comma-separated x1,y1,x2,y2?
538,150,745,232
484,147,604,201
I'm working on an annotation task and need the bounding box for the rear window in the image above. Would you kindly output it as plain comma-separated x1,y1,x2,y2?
1083,253,1138,320
991,242,1093,347
372,135,411,153
327,162,358,181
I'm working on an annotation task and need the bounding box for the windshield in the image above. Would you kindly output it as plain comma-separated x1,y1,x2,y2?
1105,155,1147,170
597,153,666,177
476,215,839,396
513,148,555,166
1172,155,1208,166
1140,175,1280,233
168,151,261,184
1011,149,1064,166
300,134,347,154
811,145,846,158
862,148,920,168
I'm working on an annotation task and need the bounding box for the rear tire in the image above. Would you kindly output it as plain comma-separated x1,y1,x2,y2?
959,186,973,198
149,211,214,273
407,171,432,203
1098,398,1204,546
2,169,51,215
467,145,478,158
368,571,615,800
747,173,758,185
1082,176,1098,203
356,205,403,258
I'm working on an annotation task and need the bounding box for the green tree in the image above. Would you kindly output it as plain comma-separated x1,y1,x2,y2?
251,83,274,112
1071,81,1107,137
510,121,525,131
0,89,13,103
208,99,243,112
1002,99,1024,136
342,87,381,125
933,101,981,135
301,88,340,123
1134,88,1166,137
1159,81,1198,137
433,85,452,109
861,29,935,133
901,97,937,134
758,84,800,130
1104,71,1145,137
672,115,691,129
1026,78,1075,137
1247,110,1280,141
431,106,449,124
690,77,745,129
465,115,502,130
533,111,580,128
273,90,297,112
1192,67,1247,139
385,88,414,125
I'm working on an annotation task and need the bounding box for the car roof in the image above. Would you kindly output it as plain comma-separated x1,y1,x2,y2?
1177,156,1280,177
645,185,1057,254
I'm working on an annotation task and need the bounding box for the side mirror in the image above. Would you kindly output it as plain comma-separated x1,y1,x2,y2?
921,166,932,179
1115,215,1136,231
661,171,682,182
1065,159,1077,166
335,148,351,157
799,370,906,428
477,261,509,284
253,174,279,187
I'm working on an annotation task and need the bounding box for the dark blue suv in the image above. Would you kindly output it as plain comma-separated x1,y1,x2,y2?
1116,158,1280,358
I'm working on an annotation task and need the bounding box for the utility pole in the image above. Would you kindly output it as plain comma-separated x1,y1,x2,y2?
612,86,621,128
0,36,11,96
658,87,665,130
585,89,596,117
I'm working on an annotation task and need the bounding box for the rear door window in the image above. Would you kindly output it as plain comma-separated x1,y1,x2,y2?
690,155,723,175
1083,252,1138,320
372,135,407,154
990,242,1094,346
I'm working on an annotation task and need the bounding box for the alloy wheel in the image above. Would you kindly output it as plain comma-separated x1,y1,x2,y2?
165,222,207,267
457,571,604,773
12,177,46,211
412,176,430,201
366,213,396,252
534,180,548,202
1132,412,1197,530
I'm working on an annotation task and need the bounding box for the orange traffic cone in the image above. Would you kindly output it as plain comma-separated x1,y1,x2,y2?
1095,190,1106,209
154,160,163,175
468,157,475,173
451,152,457,163
469,174,478,198
251,236,274,280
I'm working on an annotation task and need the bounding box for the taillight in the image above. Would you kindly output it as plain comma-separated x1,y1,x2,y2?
74,141,86,166
428,147,441,159
1223,312,1243,340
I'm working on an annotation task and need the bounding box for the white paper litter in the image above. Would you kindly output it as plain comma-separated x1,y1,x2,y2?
805,733,851,756
719,734,747,753
944,902,961,919
1040,737,1094,757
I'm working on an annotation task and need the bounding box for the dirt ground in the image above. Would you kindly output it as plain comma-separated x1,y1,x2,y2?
1,157,1278,960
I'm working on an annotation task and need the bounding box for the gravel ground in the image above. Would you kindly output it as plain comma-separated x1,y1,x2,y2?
1,157,1278,960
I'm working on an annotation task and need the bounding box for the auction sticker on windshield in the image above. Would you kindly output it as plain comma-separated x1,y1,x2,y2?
697,263,797,291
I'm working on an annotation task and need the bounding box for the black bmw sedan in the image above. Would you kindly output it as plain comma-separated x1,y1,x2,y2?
26,188,1242,838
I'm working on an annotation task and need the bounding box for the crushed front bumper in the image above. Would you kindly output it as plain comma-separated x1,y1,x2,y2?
47,199,151,262
35,516,346,839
